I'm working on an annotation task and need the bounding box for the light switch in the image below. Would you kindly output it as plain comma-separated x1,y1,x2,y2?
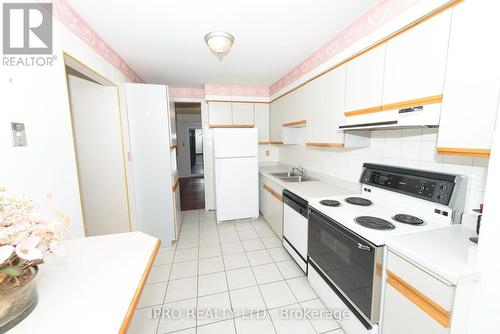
11,122,27,147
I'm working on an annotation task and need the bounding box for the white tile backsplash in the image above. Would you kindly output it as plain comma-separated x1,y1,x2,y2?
278,129,489,213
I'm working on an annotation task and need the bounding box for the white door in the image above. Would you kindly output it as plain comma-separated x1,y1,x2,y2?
345,45,386,112
382,11,451,105
215,157,259,222
306,64,347,144
254,104,270,142
214,128,257,158
232,103,255,125
125,83,174,245
167,87,177,147
67,75,129,236
208,102,232,125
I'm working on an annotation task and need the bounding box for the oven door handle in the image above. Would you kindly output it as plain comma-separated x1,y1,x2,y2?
357,243,371,251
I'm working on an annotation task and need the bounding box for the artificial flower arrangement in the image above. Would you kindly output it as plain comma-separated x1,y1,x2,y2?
0,188,68,329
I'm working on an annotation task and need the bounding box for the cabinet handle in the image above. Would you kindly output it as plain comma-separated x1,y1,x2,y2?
263,183,283,202
386,270,451,328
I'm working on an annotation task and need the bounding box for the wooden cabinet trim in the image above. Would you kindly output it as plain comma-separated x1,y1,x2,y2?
283,120,307,127
270,0,462,104
170,145,177,150
381,94,443,111
172,180,180,192
263,183,283,202
207,100,270,104
258,141,271,145
344,106,383,117
305,142,344,148
269,141,284,145
386,270,451,328
437,147,490,157
120,239,161,333
344,94,443,117
209,125,254,128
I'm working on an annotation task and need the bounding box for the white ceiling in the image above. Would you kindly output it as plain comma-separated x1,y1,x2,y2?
66,0,376,87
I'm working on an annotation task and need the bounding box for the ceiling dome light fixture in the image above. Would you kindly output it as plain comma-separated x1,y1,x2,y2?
204,31,234,60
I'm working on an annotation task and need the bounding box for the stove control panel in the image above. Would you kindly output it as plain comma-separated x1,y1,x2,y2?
361,167,456,205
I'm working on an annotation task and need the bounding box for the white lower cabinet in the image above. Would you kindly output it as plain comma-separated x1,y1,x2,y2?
382,251,454,334
260,176,283,238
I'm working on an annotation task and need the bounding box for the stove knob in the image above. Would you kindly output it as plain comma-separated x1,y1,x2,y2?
418,184,426,192
437,194,445,201
440,184,448,191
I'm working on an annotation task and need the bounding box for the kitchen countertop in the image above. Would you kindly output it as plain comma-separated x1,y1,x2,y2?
386,226,480,286
8,231,160,334
259,164,359,201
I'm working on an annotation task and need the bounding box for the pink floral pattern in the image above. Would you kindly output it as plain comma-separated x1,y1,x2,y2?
170,87,205,99
51,0,422,97
52,0,144,83
269,0,420,95
204,84,269,97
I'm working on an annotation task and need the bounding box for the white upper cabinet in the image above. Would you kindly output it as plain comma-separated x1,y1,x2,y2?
232,102,255,125
208,102,232,125
270,97,284,142
306,64,347,145
437,2,500,155
382,11,451,106
345,44,386,112
254,103,270,142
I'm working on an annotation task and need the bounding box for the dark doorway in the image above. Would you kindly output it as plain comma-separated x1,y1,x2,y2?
175,102,205,211
189,128,204,175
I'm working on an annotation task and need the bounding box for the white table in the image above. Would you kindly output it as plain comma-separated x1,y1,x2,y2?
8,232,160,334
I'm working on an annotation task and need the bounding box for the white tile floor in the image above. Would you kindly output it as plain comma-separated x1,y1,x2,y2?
129,209,346,334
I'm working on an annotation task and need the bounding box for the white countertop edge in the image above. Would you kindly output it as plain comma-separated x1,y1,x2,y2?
386,228,481,286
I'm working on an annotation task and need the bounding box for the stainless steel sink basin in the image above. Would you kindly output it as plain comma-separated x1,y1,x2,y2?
279,176,316,183
270,172,293,177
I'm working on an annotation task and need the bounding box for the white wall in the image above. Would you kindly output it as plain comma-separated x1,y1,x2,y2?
258,144,279,164
176,114,202,177
0,18,132,238
278,128,489,213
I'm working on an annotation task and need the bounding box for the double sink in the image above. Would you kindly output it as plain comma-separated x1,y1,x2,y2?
270,172,316,183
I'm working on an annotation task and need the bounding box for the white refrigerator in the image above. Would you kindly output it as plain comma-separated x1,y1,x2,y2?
214,128,259,222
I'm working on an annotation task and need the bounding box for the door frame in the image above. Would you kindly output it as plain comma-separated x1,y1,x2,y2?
62,51,132,235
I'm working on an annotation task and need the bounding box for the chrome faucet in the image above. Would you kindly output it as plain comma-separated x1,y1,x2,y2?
290,165,306,177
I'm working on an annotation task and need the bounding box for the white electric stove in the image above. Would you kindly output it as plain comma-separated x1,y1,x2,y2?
306,163,467,333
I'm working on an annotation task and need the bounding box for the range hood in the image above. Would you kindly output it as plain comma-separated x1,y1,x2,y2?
338,103,441,131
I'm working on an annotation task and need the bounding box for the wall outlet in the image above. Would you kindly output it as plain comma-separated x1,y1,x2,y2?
266,150,270,157
11,122,27,147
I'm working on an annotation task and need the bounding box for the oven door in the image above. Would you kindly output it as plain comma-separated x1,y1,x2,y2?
308,208,382,325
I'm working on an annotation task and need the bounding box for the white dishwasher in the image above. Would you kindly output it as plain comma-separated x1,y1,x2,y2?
282,189,308,272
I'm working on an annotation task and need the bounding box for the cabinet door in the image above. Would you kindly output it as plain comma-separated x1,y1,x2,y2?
167,87,177,146
270,98,284,142
345,45,386,112
254,104,270,142
382,284,448,334
208,102,232,125
383,11,451,105
306,64,347,144
261,181,283,238
232,103,255,125
175,186,181,239
437,2,500,154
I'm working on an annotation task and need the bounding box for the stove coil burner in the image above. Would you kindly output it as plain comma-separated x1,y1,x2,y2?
345,197,373,206
393,214,424,225
355,216,395,230
319,199,341,207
